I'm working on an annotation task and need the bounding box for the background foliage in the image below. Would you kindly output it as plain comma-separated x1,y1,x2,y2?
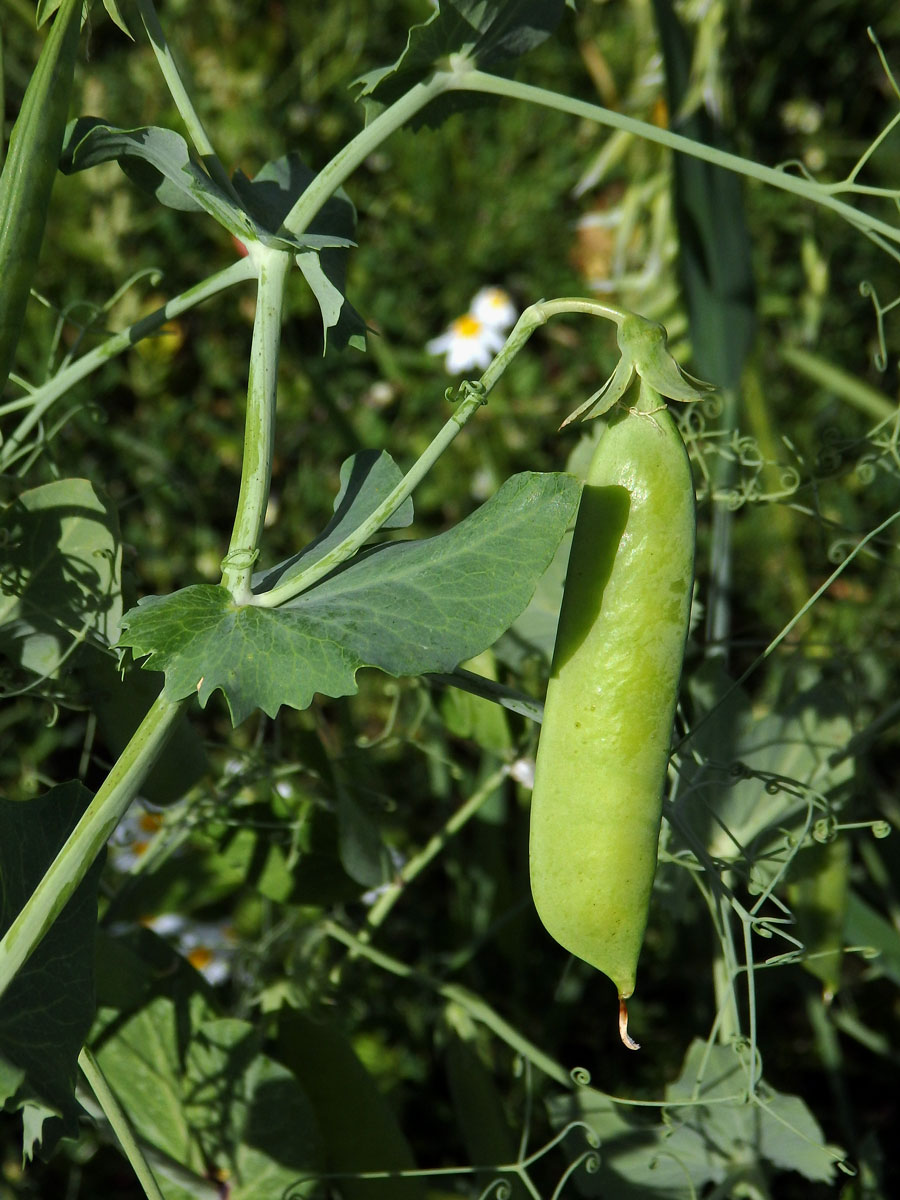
2,0,900,1196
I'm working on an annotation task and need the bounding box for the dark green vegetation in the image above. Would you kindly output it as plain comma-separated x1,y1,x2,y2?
2,1,900,1197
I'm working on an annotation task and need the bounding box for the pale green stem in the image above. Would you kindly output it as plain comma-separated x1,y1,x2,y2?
322,919,573,1088
704,386,739,660
255,297,628,608
453,71,900,250
134,0,240,204
781,345,897,422
283,72,454,235
0,693,185,1004
79,1047,166,1200
363,763,510,935
221,248,291,602
1,257,254,472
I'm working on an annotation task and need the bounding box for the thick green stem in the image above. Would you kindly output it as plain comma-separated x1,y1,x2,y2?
454,71,900,250
255,297,629,608
221,248,291,602
79,1048,166,1200
1,257,254,472
0,693,185,1004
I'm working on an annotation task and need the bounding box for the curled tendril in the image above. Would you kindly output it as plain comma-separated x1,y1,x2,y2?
764,779,782,796
455,379,488,406
570,1065,592,1087
729,760,752,779
826,538,855,565
220,546,259,572
855,457,878,486
836,1157,859,1177
813,816,839,843
733,434,763,467
859,280,889,371
478,1178,512,1200
872,820,891,839
702,392,725,420
551,1149,602,1199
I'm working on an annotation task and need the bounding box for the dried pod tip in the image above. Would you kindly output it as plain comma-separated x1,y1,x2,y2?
618,996,641,1051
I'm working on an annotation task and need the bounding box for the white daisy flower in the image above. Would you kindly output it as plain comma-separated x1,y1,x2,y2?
470,286,517,331
107,802,165,873
426,312,505,374
142,912,237,985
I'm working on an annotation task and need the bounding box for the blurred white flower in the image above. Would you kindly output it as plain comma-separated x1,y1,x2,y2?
426,312,505,374
107,802,165,873
142,912,237,985
470,286,517,331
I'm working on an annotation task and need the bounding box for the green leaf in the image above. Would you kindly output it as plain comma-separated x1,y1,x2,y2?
231,153,365,350
276,1009,427,1200
0,478,122,680
651,0,756,387
0,781,104,1160
91,995,322,1198
549,1039,841,1195
60,122,349,257
254,450,414,593
102,0,134,37
666,1040,841,1185
118,472,580,724
336,791,391,888
354,0,566,130
679,664,855,871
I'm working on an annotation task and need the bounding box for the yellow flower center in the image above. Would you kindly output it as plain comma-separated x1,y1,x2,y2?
454,314,482,337
187,946,214,969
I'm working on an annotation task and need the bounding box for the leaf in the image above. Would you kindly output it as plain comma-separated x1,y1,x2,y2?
549,1039,841,1195
118,472,580,725
651,0,756,387
91,995,322,1198
666,1040,841,1184
678,664,855,869
254,450,414,593
0,478,122,680
0,781,104,1160
102,0,134,37
231,152,367,352
354,0,566,130
276,1009,426,1200
547,1084,720,1198
336,791,391,888
60,122,347,258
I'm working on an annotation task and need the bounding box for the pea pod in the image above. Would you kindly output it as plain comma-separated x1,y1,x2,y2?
0,0,82,391
529,382,695,1048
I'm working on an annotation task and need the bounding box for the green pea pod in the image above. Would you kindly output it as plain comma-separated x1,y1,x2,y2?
0,0,82,391
529,382,695,1048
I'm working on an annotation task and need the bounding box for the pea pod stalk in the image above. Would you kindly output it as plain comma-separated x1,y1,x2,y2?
529,382,695,1049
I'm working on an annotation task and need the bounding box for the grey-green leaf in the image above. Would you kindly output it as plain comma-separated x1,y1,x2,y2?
118,472,580,724
253,450,414,594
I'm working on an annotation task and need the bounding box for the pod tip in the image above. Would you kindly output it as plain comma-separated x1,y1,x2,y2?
618,996,640,1051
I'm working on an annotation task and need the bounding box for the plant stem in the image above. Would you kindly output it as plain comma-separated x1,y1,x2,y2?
454,71,900,251
363,763,510,935
134,0,240,204
221,248,291,602
322,920,574,1088
79,1048,166,1200
283,72,453,234
1,257,254,472
255,296,628,608
0,693,184,1004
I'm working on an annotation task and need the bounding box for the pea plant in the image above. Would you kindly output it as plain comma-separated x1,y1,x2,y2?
1,1,899,1197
